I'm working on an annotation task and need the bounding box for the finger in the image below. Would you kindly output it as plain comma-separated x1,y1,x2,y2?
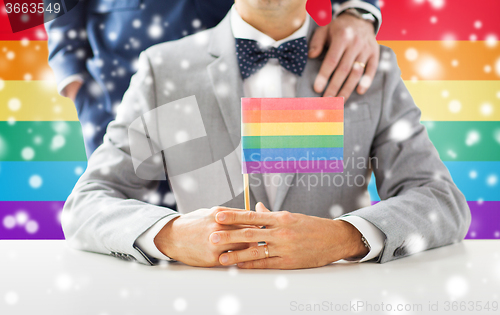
337,54,369,100
221,242,255,253
219,244,274,265
215,209,276,226
323,43,361,97
255,202,271,213
314,37,347,93
237,257,283,269
212,206,248,213
357,52,379,95
247,242,260,248
308,25,328,59
210,227,271,245
212,206,254,227
217,224,262,231
254,203,270,229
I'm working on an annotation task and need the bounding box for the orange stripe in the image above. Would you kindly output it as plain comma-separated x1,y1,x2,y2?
1,40,497,81
378,41,500,80
0,41,53,81
243,110,343,123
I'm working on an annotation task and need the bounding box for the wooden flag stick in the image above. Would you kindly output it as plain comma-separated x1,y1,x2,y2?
243,173,250,211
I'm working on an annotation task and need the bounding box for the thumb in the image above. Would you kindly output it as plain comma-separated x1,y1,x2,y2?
256,202,271,213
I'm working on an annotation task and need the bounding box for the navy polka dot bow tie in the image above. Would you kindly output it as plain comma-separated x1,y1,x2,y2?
235,37,308,79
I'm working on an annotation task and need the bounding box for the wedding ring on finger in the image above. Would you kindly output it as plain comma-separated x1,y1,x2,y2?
353,61,366,69
263,243,269,258
353,61,366,70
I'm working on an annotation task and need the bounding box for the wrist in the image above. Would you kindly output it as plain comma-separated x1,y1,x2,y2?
62,81,83,101
337,9,376,33
154,216,181,259
336,220,370,260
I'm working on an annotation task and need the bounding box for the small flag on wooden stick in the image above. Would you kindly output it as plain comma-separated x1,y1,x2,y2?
241,97,344,210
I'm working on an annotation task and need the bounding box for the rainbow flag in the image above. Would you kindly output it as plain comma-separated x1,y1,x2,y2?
241,98,344,174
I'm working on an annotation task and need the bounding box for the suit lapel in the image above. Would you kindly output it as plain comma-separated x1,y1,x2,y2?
206,14,269,209
273,18,323,211
207,15,243,150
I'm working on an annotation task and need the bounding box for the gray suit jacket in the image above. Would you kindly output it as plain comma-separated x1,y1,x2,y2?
63,14,470,265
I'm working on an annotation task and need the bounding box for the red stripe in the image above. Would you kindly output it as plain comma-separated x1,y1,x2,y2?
0,0,48,40
378,0,500,40
1,1,498,41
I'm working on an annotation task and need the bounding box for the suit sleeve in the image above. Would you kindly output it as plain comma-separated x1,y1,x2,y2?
339,47,471,263
62,51,180,265
44,1,92,92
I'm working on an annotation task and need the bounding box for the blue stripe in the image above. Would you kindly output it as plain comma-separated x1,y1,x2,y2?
243,147,344,162
0,162,87,201
0,161,497,201
368,161,500,202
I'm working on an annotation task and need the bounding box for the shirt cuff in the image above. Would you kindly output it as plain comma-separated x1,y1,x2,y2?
335,215,386,262
332,0,382,34
57,74,85,95
135,215,181,261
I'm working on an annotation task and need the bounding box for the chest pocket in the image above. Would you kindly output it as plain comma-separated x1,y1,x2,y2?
88,0,141,13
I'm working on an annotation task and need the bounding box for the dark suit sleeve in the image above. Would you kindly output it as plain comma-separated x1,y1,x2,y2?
44,1,92,89
340,47,471,263
335,0,379,9
332,0,380,9
193,0,233,28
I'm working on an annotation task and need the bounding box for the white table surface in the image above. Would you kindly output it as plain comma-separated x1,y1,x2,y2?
0,240,499,315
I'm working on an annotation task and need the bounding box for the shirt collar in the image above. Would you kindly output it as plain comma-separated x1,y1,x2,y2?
230,5,310,48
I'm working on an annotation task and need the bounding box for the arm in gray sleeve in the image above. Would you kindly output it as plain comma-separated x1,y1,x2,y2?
62,51,179,265
339,46,471,263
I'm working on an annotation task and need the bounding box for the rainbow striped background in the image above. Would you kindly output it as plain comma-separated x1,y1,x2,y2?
0,0,499,239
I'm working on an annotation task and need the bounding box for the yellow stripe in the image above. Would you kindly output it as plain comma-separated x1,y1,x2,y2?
404,80,500,121
243,122,344,136
2,79,497,122
0,80,78,121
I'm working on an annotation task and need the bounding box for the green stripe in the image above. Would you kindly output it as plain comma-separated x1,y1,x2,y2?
423,121,500,161
1,121,496,162
0,121,87,161
242,135,344,149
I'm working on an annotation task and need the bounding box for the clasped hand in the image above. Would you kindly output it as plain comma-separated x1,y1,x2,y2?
155,203,368,269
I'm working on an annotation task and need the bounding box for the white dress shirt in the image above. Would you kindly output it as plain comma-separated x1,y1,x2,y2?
135,5,385,263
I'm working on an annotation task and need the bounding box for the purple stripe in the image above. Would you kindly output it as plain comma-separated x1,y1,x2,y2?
1,201,498,240
0,201,64,239
464,201,500,239
243,160,344,174
371,201,500,239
